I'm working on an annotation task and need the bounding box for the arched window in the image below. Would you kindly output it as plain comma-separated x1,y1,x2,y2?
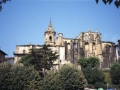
84,35,88,42
49,36,52,41
90,34,94,41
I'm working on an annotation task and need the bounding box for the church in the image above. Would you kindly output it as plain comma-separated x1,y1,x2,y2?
14,20,116,69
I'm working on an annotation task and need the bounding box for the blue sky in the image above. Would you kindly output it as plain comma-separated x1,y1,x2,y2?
0,0,120,57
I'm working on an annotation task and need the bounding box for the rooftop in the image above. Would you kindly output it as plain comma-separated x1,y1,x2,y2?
0,50,7,55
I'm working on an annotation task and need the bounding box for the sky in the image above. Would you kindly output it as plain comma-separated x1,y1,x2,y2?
0,0,120,57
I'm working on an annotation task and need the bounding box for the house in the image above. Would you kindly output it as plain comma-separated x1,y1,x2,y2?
0,49,7,63
115,40,120,61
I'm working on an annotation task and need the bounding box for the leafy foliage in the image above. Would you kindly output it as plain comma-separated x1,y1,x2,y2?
78,57,105,86
94,82,105,89
78,56,88,68
20,44,58,72
42,64,87,90
87,57,99,68
42,70,60,90
103,70,112,84
0,62,42,90
83,66,105,85
95,0,120,8
78,57,99,69
0,0,10,11
110,62,120,84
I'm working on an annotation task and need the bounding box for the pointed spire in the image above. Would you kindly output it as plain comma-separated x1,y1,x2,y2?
49,18,52,27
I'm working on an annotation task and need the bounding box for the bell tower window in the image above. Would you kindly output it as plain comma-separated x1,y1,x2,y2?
49,36,52,41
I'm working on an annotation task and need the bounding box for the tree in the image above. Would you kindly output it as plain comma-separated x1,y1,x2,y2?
87,57,99,68
42,70,60,90
0,0,10,11
78,57,99,69
0,62,42,90
20,44,58,75
78,56,88,68
103,70,112,85
42,64,87,90
95,0,120,8
78,57,105,86
0,62,11,89
83,66,105,85
110,62,120,84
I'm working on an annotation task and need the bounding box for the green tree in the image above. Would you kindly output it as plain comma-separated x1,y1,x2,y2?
78,57,105,86
110,62,120,84
95,0,120,8
83,66,105,85
0,62,42,90
87,57,99,68
78,56,88,68
20,44,58,77
78,57,99,69
0,62,11,89
0,0,10,11
42,70,60,90
103,70,112,84
43,64,87,90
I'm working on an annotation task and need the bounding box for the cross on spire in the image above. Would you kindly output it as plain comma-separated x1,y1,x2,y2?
49,18,52,27
50,18,51,22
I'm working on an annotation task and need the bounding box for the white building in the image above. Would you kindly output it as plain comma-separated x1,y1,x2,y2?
115,40,120,61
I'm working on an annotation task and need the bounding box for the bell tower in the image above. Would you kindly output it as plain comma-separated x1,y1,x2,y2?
44,20,56,46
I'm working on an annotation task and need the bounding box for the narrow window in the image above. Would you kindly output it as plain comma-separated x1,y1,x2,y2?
84,35,88,42
49,36,52,41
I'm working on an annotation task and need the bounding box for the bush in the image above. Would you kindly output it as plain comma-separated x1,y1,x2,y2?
83,66,105,85
0,62,42,90
94,82,105,89
103,70,112,84
110,62,120,84
43,64,87,90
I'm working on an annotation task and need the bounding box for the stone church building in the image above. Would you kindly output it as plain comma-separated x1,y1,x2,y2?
14,20,116,69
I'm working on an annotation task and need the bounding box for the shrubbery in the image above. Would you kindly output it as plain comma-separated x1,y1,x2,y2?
42,64,87,90
0,62,42,90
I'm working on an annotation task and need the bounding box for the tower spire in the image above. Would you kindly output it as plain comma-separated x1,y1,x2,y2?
49,18,52,27
50,18,51,22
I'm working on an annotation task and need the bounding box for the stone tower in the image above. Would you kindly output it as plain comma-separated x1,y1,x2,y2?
44,20,56,45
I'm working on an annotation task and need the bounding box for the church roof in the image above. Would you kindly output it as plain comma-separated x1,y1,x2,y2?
102,41,115,44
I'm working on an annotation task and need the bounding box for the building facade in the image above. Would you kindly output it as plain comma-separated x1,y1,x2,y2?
0,49,7,63
14,20,116,69
115,40,120,62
